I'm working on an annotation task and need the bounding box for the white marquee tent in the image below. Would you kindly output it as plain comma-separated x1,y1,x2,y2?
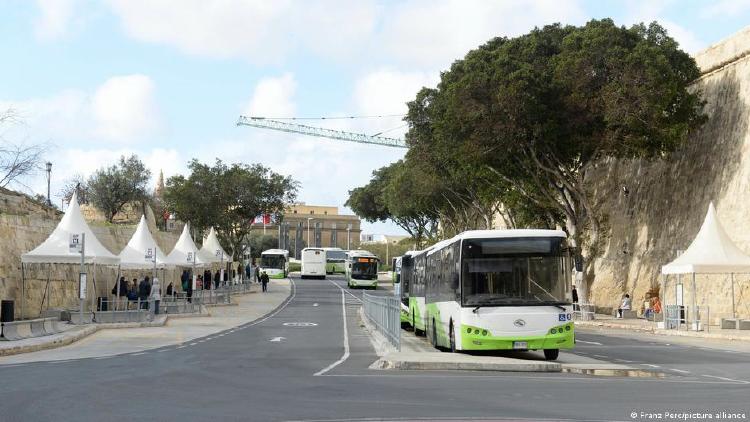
118,215,170,269
662,202,750,321
200,227,228,263
20,191,119,319
166,223,209,267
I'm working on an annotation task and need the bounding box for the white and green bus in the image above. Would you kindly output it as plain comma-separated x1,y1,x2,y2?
396,252,418,326
260,249,289,279
406,247,431,335
424,229,574,360
345,250,379,289
324,248,347,274
301,247,326,279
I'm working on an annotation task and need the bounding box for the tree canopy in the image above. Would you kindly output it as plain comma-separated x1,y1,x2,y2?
164,159,298,260
87,155,151,223
349,19,706,299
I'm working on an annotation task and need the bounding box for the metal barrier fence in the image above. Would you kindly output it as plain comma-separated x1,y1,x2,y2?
573,303,596,321
362,292,400,351
664,304,710,331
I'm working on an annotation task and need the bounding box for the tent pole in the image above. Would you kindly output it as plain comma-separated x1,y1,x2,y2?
692,272,698,331
116,265,121,311
47,263,51,313
20,263,25,320
731,273,736,320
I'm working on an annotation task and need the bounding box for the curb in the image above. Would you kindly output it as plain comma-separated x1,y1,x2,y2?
575,320,750,341
0,325,97,357
372,352,562,372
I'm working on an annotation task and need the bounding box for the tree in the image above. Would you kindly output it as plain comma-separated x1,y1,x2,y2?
164,159,298,260
246,233,279,260
0,109,47,189
403,19,706,300
58,174,90,204
88,155,151,223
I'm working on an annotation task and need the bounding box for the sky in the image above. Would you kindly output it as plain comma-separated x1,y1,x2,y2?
2,0,750,235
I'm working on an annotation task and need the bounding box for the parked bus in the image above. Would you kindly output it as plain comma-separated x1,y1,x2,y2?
423,229,574,360
396,252,416,326
324,248,347,274
260,249,289,279
345,250,379,289
407,247,431,335
301,247,326,279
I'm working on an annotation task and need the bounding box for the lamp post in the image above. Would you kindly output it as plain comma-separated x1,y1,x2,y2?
45,162,52,206
307,217,313,247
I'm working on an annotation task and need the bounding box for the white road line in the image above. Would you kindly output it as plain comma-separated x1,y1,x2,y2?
94,356,112,360
669,368,690,374
576,340,603,345
131,352,147,356
176,345,186,349
189,343,197,346
157,349,169,353
314,287,350,376
615,359,635,363
593,354,608,358
701,374,750,384
642,364,661,368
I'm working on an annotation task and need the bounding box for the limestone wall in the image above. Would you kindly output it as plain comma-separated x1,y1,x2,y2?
587,26,750,323
0,188,182,319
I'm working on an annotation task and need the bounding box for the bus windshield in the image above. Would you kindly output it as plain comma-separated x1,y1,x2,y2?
352,261,377,280
326,250,346,262
261,255,285,270
461,238,568,307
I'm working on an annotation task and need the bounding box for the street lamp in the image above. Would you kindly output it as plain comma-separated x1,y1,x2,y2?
307,217,313,247
45,162,52,206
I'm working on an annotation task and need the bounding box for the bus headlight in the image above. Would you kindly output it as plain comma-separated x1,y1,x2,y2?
565,325,571,331
550,328,557,334
482,330,488,336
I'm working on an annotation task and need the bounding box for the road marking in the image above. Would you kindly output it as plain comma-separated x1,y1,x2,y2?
576,340,603,345
642,364,661,368
283,322,318,327
189,342,197,346
313,303,319,307
94,356,112,360
669,368,690,374
615,359,635,363
701,374,750,384
176,345,186,349
157,349,169,353
131,352,147,356
269,337,286,342
314,288,350,376
593,354,608,358
47,359,74,364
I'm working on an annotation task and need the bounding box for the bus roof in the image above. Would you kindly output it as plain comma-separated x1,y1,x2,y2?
261,249,289,255
347,250,377,258
426,229,567,256
301,247,325,252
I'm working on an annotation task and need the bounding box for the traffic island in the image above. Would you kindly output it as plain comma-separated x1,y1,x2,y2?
561,363,665,378
371,351,562,372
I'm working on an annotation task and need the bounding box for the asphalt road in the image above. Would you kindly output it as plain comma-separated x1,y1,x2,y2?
0,275,748,422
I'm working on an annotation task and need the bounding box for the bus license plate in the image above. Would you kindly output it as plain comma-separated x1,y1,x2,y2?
513,341,528,350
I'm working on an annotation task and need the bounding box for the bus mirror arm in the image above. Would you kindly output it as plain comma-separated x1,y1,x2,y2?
472,306,481,314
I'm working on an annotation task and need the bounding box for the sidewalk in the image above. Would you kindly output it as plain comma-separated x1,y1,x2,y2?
575,313,750,342
0,280,290,364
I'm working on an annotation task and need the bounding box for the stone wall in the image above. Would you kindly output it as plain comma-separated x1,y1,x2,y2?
587,26,750,323
0,188,182,319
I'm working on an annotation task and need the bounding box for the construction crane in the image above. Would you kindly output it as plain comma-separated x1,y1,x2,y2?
236,116,407,148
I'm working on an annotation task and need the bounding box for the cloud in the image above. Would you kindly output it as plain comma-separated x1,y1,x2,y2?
243,73,297,117
107,0,378,63
701,0,750,18
91,74,160,141
0,74,161,146
34,0,79,40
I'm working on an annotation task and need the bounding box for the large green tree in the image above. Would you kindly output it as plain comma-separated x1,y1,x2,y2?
87,155,151,223
164,159,298,260
403,19,706,299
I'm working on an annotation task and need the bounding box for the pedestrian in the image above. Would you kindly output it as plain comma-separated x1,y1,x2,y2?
215,269,221,289
254,263,260,284
166,282,174,297
260,271,269,292
186,271,194,303
128,278,139,308
118,276,128,297
138,276,151,309
572,285,579,312
245,263,251,281
204,269,212,290
617,294,632,318
150,277,162,315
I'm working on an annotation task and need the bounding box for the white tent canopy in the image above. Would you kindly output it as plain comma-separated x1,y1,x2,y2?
662,202,750,274
200,227,228,263
118,215,172,269
166,223,209,267
21,191,119,265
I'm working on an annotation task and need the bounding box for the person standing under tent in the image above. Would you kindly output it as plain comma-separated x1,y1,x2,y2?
186,271,194,303
245,263,251,281
254,263,260,284
214,269,221,289
204,270,212,290
138,276,151,309
166,282,173,297
150,277,162,315
572,285,579,312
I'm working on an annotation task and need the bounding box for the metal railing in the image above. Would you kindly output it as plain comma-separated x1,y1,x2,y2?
664,304,710,331
572,303,596,321
362,292,400,351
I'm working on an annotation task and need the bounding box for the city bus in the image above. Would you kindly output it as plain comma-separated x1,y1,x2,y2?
324,247,347,274
260,249,289,279
424,229,574,360
407,247,431,335
301,247,326,279
396,252,416,326
345,250,379,289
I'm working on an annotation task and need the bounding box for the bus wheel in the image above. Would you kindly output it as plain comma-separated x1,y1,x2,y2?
543,349,559,361
449,323,456,353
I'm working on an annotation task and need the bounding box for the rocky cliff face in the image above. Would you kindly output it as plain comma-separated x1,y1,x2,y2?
0,188,181,319
587,27,750,322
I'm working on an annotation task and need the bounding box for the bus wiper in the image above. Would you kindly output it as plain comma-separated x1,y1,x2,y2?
472,305,482,313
